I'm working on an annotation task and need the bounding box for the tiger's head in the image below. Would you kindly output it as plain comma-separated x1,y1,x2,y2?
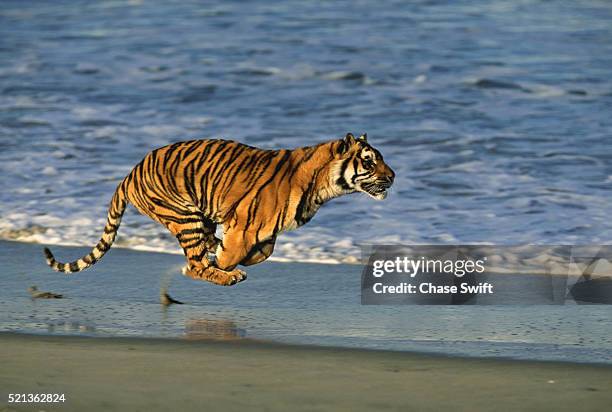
333,133,395,200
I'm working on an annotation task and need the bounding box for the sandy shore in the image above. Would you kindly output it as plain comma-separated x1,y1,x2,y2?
1,333,611,412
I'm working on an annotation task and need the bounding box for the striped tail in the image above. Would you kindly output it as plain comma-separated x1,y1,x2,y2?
43,183,128,273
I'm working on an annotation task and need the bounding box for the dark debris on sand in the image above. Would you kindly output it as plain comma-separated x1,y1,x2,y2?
160,288,183,306
28,285,63,299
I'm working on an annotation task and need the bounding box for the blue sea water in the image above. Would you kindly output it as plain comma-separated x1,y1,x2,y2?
1,1,612,262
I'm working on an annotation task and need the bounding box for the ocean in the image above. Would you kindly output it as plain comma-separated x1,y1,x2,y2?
1,1,612,263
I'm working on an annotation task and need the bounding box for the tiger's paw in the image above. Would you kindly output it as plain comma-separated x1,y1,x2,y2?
182,265,246,286
210,268,247,286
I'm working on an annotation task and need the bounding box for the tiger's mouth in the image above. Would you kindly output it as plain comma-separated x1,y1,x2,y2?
361,180,392,200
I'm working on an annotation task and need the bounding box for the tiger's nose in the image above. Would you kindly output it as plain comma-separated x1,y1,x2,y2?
386,168,395,185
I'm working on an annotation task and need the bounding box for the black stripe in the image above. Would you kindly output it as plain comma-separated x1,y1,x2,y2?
178,227,206,236
83,253,96,264
295,180,315,226
104,224,118,234
192,249,208,262
97,238,111,252
155,214,203,224
181,237,205,249
150,197,193,215
336,158,352,190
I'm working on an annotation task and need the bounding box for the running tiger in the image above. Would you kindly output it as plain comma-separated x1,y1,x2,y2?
44,133,395,286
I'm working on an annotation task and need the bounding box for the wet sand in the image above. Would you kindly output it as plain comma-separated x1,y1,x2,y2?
1,333,611,412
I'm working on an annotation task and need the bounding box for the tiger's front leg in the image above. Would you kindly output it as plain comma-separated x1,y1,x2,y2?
184,217,276,285
188,231,275,285
204,227,270,285
240,237,276,266
180,232,246,286
181,233,246,286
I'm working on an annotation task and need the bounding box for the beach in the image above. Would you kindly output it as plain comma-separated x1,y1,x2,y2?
2,332,612,412
1,239,612,411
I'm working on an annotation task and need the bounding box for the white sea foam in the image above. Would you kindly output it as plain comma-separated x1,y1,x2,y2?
0,213,367,265
41,166,58,176
413,74,427,84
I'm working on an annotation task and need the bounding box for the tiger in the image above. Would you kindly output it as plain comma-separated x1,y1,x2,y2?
44,132,395,286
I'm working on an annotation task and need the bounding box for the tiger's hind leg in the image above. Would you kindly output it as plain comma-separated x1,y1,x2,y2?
171,217,246,286
148,209,243,286
175,216,219,271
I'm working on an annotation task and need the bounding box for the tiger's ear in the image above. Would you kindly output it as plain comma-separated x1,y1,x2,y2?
337,133,356,155
358,133,368,143
345,132,356,146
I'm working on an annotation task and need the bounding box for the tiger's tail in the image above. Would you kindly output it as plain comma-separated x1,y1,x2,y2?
43,181,128,273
